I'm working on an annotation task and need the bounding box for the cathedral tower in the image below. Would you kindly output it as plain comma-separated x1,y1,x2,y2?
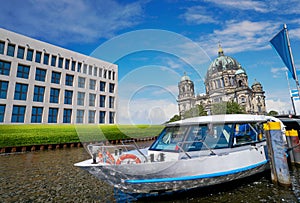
177,73,195,117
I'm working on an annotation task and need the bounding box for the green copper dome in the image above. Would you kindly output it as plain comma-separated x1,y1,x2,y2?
206,45,244,79
180,72,191,82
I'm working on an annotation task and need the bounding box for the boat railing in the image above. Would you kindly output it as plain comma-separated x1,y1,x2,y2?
87,141,148,164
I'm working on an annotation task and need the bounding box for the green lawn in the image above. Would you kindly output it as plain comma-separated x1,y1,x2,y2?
0,124,164,147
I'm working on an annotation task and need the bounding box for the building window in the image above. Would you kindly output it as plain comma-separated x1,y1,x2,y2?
88,110,95,123
77,62,82,73
71,61,76,71
100,95,106,107
99,111,105,124
83,64,87,74
7,44,15,57
35,68,46,82
26,49,33,61
35,51,42,63
0,104,5,122
100,81,106,92
63,109,72,123
78,77,85,88
65,59,70,70
64,90,73,105
94,67,97,76
109,96,114,108
0,60,11,76
17,46,25,59
0,41,4,54
77,92,85,106
89,65,93,75
65,74,74,86
109,83,115,93
50,88,59,103
58,57,63,68
31,107,43,123
43,53,49,65
108,70,112,80
11,105,26,123
113,72,115,80
51,71,61,84
33,86,45,102
17,64,30,79
76,110,84,123
104,70,107,78
99,68,102,77
0,81,9,99
48,108,58,123
50,88,60,103
51,55,57,67
14,83,28,100
109,112,115,124
89,79,96,90
89,93,96,106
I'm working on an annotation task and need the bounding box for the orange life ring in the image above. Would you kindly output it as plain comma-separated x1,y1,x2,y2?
116,154,141,165
98,151,115,164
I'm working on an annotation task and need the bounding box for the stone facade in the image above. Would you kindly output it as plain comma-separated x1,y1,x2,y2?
177,46,266,117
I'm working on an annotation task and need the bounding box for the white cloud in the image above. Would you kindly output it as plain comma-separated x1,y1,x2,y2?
181,6,218,24
289,28,300,41
266,99,293,114
151,85,179,97
271,67,287,78
204,0,269,13
0,0,144,44
118,98,178,124
198,20,279,56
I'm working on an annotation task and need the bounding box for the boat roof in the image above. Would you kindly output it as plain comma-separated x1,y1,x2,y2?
167,114,271,126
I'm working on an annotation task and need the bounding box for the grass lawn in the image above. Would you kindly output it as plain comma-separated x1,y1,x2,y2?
0,124,164,148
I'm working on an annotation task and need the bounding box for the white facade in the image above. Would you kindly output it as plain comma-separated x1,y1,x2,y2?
0,28,118,124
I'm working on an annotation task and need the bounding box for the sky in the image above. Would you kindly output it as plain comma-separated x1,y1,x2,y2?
2,0,300,124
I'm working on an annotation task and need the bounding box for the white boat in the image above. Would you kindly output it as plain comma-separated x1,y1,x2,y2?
75,114,282,194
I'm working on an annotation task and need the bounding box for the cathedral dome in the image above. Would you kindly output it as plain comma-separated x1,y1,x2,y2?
235,69,245,75
180,73,191,82
252,80,261,86
206,45,243,79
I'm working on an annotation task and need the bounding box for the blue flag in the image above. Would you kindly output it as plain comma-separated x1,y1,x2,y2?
270,27,295,80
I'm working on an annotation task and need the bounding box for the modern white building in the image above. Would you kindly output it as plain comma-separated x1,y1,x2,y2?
0,28,118,124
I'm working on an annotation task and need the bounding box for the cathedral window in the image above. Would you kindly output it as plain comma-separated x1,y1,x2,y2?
240,97,246,103
238,80,243,87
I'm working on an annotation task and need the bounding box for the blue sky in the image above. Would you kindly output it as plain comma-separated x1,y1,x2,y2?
2,0,300,124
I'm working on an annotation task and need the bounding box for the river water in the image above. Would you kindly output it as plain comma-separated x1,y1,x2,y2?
0,146,299,203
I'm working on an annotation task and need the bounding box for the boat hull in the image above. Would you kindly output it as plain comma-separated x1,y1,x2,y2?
75,144,268,193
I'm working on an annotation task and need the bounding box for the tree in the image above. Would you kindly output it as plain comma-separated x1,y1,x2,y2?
268,110,278,116
211,101,245,115
183,104,207,119
167,114,181,123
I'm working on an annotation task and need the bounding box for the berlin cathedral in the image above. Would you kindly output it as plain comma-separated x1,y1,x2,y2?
177,45,266,117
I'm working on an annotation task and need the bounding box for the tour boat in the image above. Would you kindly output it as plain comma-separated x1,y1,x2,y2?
75,114,283,195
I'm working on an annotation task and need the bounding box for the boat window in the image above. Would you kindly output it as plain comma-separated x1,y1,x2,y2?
182,124,232,151
233,123,265,146
149,126,188,151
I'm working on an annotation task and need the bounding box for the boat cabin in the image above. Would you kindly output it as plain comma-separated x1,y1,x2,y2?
149,115,267,160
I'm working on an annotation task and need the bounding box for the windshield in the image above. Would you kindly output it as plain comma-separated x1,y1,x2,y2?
182,124,232,151
149,122,265,152
149,126,188,151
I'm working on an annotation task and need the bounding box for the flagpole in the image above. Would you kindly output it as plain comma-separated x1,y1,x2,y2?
285,71,296,114
284,24,300,100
